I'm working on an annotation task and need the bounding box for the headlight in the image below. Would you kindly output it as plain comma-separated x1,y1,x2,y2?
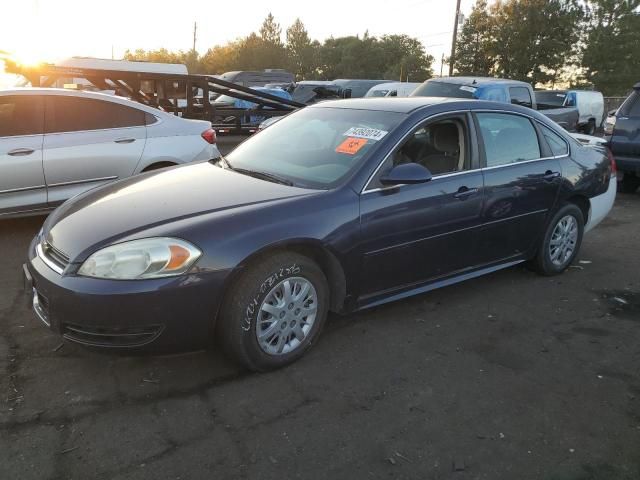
78,238,201,280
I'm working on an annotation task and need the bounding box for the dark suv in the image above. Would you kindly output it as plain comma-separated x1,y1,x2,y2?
605,82,640,193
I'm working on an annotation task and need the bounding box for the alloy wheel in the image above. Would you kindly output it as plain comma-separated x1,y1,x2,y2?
549,215,578,267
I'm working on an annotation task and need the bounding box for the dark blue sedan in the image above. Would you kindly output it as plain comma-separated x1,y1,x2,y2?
25,97,617,371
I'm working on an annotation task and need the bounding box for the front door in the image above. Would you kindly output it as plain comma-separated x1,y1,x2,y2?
0,95,47,216
474,111,562,264
358,113,484,302
43,95,147,206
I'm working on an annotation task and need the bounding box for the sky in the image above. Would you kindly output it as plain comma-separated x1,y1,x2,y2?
1,0,477,86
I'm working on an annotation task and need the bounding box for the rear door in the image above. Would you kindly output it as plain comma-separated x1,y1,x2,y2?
0,95,47,216
474,111,562,264
43,95,147,206
611,91,640,167
358,112,484,301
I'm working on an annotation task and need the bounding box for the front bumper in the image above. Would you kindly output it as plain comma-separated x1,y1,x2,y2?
25,236,231,352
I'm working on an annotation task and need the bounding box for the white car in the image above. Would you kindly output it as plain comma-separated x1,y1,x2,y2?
364,82,422,98
0,88,219,218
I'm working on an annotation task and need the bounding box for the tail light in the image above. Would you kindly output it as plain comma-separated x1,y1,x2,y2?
607,148,617,175
201,128,217,145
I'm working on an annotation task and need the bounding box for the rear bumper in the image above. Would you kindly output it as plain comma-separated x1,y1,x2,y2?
25,236,231,352
585,177,616,233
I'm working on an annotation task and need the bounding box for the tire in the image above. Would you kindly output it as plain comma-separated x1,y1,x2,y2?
218,252,329,371
531,203,584,276
582,119,596,136
620,174,640,194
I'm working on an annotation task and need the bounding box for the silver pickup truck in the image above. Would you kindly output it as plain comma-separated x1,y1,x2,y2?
411,77,579,132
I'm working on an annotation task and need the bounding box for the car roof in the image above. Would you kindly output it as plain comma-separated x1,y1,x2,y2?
311,97,469,113
429,76,531,87
0,87,161,114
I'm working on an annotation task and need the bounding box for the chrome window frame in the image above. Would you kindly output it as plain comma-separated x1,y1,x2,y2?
361,108,572,195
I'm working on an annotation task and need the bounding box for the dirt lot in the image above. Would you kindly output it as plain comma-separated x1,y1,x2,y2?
1,193,639,480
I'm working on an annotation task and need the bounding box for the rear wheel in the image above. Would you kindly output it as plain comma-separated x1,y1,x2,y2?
218,252,329,371
620,174,640,194
531,204,584,276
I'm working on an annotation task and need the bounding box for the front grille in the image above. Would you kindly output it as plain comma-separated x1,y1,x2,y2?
62,323,164,348
42,241,70,270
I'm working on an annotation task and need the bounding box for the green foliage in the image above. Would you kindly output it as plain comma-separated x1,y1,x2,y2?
581,0,640,96
123,15,434,82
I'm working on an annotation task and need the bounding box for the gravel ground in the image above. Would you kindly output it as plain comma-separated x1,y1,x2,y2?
1,192,639,480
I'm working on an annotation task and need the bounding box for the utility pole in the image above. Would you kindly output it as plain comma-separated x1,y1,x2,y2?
449,0,462,76
440,53,445,77
192,22,197,52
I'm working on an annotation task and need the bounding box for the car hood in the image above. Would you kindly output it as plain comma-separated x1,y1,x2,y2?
43,162,316,260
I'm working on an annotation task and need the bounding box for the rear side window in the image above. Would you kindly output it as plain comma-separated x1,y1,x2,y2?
476,113,541,167
540,125,569,156
0,96,43,137
509,87,533,108
45,96,146,134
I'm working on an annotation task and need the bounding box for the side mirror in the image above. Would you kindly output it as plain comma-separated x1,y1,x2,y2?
380,163,432,186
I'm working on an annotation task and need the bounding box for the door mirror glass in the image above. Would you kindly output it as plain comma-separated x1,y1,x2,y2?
380,163,432,186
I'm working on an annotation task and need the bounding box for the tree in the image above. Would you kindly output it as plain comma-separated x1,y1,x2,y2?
286,18,318,80
379,34,433,82
455,0,496,76
581,0,640,95
260,13,283,47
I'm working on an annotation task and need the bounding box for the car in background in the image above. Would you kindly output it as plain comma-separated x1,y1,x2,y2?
536,90,604,134
217,70,295,88
411,77,579,131
605,82,640,193
332,79,389,98
0,88,219,218
213,87,293,127
25,97,615,370
364,82,422,98
291,81,344,105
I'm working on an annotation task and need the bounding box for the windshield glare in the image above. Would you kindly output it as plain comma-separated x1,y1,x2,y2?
225,107,406,189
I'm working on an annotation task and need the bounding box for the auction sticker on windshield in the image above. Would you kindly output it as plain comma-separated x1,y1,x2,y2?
343,127,388,141
336,137,368,155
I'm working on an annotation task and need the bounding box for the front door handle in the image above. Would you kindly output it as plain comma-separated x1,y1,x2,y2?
454,186,479,199
8,148,35,156
544,170,560,181
114,138,135,144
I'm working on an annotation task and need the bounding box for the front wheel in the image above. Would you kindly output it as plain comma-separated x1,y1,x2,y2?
530,204,584,276
218,252,329,371
582,120,596,136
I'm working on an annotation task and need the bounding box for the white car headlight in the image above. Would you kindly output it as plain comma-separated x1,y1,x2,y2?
78,238,201,280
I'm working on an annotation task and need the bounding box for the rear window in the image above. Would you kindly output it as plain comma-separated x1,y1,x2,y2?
536,91,566,107
44,96,146,134
509,87,533,108
411,80,475,99
540,125,569,156
0,96,43,137
622,92,640,117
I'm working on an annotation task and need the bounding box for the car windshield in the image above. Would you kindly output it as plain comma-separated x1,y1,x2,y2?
367,89,389,97
412,80,476,99
225,107,406,189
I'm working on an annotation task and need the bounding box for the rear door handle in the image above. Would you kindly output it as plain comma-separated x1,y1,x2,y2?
544,170,560,180
114,138,135,144
454,186,479,199
8,148,35,156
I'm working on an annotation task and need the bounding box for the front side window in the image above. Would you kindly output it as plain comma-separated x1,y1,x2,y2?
541,125,569,157
0,96,43,137
44,96,146,134
476,113,541,167
509,87,533,108
226,107,406,189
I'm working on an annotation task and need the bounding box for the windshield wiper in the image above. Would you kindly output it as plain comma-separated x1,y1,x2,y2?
212,155,293,186
231,167,294,186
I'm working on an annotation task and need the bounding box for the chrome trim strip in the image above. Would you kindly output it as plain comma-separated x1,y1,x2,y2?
32,288,51,327
36,243,64,275
47,176,118,188
0,184,46,195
